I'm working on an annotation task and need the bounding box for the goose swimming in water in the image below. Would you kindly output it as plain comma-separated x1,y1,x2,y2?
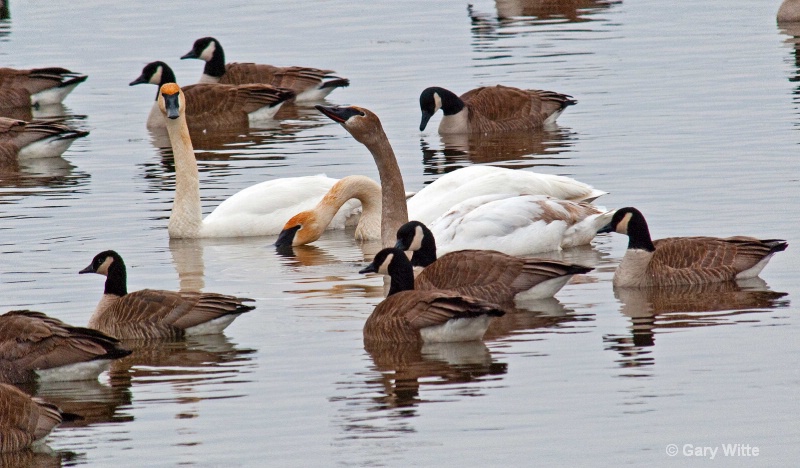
419,85,576,134
359,248,505,343
181,37,349,102
599,207,787,287
130,61,295,130
79,250,255,340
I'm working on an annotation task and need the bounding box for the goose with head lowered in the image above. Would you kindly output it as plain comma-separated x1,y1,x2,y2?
419,85,576,134
394,220,593,305
181,37,349,102
311,104,613,255
130,61,295,130
0,117,88,163
156,83,360,238
79,250,255,340
0,310,131,384
0,67,87,108
599,207,788,287
0,383,81,453
359,248,504,343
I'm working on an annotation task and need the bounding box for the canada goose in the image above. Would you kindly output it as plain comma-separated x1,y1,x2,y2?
0,117,88,163
129,61,295,130
156,83,360,238
359,248,504,343
0,310,130,383
180,37,349,102
778,0,800,22
315,104,612,252
79,250,255,339
598,207,788,287
418,85,576,134
0,67,87,107
394,220,594,304
0,383,80,453
429,193,615,256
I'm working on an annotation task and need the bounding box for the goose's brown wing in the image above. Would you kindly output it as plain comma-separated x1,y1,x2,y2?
220,63,332,93
0,383,64,451
651,236,781,282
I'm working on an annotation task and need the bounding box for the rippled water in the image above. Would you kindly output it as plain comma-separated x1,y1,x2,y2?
1,0,798,466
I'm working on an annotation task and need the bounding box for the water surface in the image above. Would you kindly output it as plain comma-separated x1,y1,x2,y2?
0,0,798,466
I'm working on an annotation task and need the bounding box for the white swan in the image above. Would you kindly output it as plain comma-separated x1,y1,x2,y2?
429,193,615,256
276,104,611,254
407,165,606,225
157,83,360,238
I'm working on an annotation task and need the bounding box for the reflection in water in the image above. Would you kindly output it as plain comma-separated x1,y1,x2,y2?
331,341,506,441
109,334,256,390
22,379,133,428
0,449,80,468
778,22,800,120
0,155,88,194
169,238,206,292
484,297,593,341
469,0,621,27
419,125,575,173
604,279,790,373
21,334,255,464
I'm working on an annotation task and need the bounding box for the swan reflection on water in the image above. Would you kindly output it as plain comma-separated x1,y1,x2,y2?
604,279,790,372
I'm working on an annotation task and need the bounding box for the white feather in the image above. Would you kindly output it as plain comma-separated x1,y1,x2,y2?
430,193,611,256
17,136,81,159
406,166,606,225
200,175,361,238
419,315,493,343
30,81,83,106
35,360,112,383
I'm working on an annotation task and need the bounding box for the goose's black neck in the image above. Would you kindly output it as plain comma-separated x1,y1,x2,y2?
105,256,128,296
434,87,465,115
154,65,177,101
411,229,438,268
626,210,656,252
387,253,416,296
204,42,227,78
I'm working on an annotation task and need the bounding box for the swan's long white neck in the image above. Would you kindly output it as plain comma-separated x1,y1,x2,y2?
164,113,203,238
362,131,408,247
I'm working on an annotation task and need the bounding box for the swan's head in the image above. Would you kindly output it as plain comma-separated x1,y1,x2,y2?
130,61,175,87
181,37,220,62
158,83,185,120
276,212,323,247
79,250,124,277
316,105,384,145
418,87,444,131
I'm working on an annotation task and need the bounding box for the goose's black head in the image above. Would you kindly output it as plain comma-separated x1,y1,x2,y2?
395,220,437,268
359,247,415,296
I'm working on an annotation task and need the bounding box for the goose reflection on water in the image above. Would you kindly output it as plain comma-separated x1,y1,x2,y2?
8,333,255,466
777,21,800,120
604,279,790,373
419,126,575,172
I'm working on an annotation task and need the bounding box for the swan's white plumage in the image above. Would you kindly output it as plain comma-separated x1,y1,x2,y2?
160,84,361,238
199,175,361,238
429,193,615,256
406,166,606,225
